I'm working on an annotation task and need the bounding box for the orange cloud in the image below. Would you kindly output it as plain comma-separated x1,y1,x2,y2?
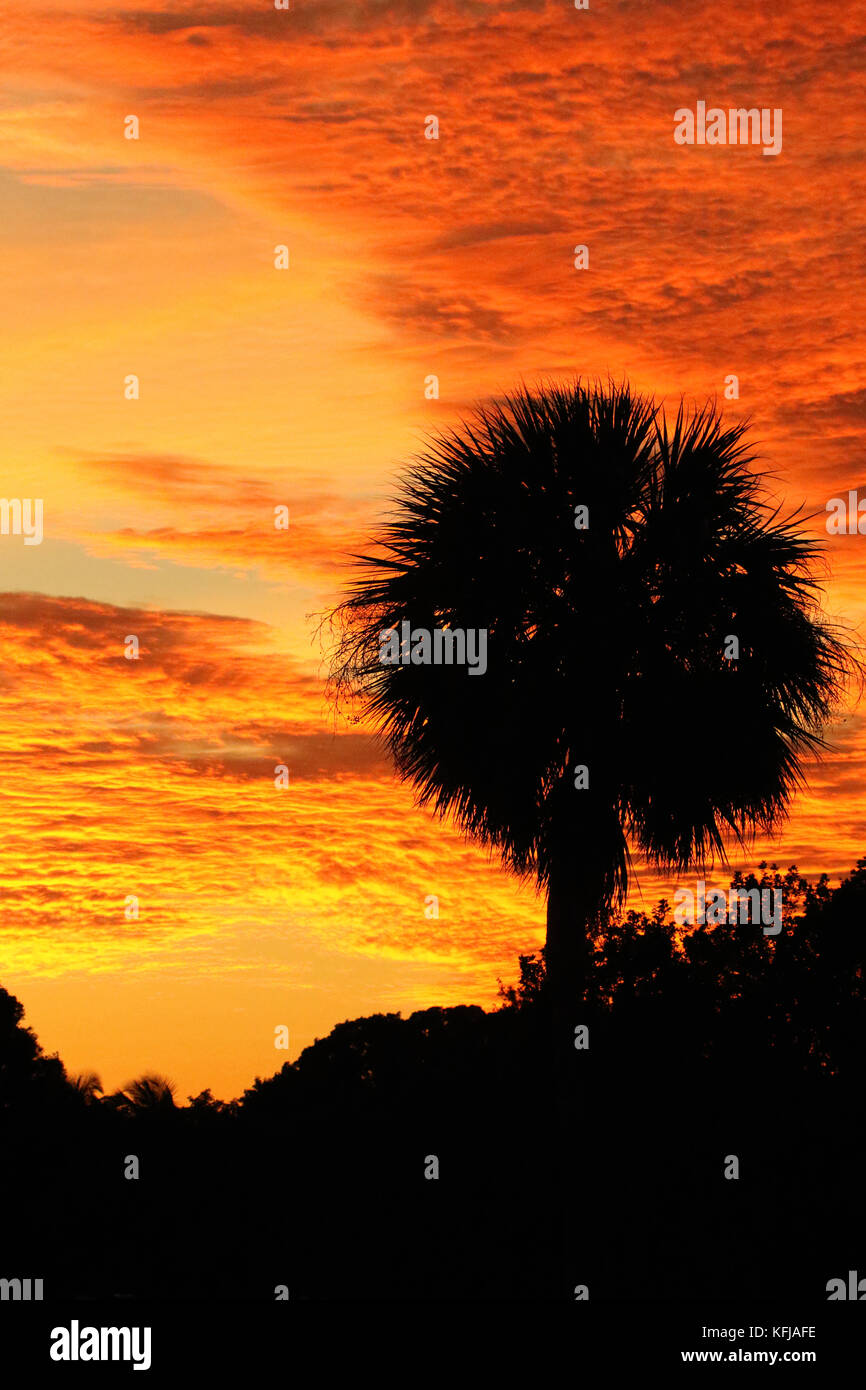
61,454,383,583
0,593,546,981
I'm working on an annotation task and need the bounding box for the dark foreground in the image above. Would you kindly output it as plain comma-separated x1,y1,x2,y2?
2,863,865,1304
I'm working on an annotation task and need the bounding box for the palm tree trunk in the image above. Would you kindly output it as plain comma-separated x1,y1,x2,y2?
544,857,597,1299
545,857,595,1026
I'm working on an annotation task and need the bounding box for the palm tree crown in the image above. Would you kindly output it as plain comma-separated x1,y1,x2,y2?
70,1071,103,1103
115,1072,177,1111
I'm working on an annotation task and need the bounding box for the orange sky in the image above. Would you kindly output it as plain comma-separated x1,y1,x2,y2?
1,0,864,1099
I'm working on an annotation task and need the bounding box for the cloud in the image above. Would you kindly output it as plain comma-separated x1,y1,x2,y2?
110,0,446,40
0,591,545,986
53,452,383,582
361,274,529,343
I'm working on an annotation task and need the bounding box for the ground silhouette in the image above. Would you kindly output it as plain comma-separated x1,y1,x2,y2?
2,860,864,1301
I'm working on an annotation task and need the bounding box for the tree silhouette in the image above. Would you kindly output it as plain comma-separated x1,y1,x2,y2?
327,380,856,1008
109,1072,177,1112
0,985,68,1112
69,1070,103,1104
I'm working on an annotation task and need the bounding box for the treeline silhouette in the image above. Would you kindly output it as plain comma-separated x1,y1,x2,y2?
2,860,865,1301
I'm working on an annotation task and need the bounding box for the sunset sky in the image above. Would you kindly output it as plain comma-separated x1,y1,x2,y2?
1,0,864,1099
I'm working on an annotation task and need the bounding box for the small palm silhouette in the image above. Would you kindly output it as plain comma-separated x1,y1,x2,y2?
114,1072,177,1111
328,380,855,1006
70,1071,103,1103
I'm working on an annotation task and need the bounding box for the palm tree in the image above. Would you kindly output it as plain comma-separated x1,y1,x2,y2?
112,1072,177,1112
327,380,856,1013
70,1071,103,1104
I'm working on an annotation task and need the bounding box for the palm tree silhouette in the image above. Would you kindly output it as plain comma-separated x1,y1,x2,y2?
70,1071,103,1104
110,1072,177,1112
328,380,855,1012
